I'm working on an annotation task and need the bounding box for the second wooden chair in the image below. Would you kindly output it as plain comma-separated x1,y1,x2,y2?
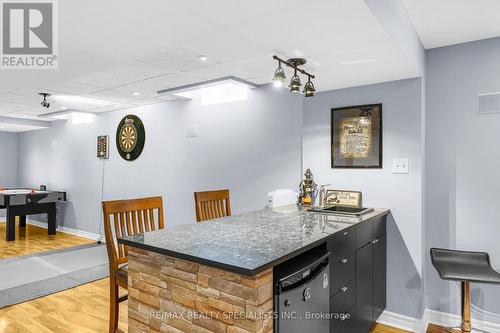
194,189,231,222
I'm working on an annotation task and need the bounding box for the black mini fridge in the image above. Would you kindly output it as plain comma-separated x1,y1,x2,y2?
274,249,330,333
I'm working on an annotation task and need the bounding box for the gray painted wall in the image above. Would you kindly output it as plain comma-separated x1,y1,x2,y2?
0,132,18,187
426,37,500,320
0,132,18,217
17,85,303,234
303,78,424,318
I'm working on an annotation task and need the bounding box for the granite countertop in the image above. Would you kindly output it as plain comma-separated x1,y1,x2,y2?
119,205,389,275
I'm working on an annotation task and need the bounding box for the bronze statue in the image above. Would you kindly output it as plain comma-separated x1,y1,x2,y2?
298,168,317,205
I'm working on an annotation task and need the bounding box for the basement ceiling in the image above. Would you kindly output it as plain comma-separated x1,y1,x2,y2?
0,0,421,120
403,0,500,49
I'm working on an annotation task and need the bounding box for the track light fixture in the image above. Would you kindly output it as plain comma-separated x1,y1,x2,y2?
38,92,51,108
272,55,316,97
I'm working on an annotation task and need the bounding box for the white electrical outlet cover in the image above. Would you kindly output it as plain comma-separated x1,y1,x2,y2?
392,158,409,174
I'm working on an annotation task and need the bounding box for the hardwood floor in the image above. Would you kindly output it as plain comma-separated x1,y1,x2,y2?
0,221,94,259
0,276,440,333
0,279,409,333
426,324,448,333
371,323,412,333
0,279,127,333
0,220,431,333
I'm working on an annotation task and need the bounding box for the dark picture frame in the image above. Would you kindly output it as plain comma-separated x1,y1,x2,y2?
331,104,382,168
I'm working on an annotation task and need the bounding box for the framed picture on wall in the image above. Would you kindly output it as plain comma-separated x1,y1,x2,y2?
331,103,382,168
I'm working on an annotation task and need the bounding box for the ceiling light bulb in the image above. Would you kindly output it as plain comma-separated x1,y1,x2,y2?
273,80,283,88
289,70,301,93
132,92,140,96
61,106,68,110
196,55,209,62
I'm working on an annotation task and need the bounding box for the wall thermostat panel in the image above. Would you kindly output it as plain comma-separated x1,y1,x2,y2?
97,135,109,159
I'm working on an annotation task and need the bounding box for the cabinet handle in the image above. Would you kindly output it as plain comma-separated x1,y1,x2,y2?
341,286,348,292
343,231,348,236
372,239,379,244
341,258,348,264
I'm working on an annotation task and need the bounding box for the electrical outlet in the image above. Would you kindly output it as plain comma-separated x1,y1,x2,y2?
392,158,409,174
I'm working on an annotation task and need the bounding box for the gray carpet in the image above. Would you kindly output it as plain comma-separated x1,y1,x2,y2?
0,243,109,308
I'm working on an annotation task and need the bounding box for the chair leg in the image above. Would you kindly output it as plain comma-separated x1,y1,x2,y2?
446,282,491,333
461,281,471,333
109,278,119,333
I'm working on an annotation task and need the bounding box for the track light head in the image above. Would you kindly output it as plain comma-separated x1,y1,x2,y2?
289,70,301,93
304,77,316,97
38,92,51,108
273,61,286,87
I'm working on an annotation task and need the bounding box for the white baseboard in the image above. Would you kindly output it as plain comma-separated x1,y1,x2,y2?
24,219,102,242
425,309,500,332
378,310,426,332
378,309,500,332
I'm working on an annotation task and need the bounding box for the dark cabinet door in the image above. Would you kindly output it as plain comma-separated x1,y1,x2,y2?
330,306,357,333
355,243,373,333
373,234,387,321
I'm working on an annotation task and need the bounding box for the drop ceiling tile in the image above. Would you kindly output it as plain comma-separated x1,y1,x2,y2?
113,81,163,97
89,103,134,113
184,62,253,80
53,95,117,110
92,90,137,103
12,107,46,116
139,47,213,72
71,72,137,89
0,93,37,104
43,81,103,95
103,61,171,80
143,72,204,90
179,31,266,65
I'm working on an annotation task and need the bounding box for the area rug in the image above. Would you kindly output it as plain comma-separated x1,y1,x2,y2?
0,243,109,308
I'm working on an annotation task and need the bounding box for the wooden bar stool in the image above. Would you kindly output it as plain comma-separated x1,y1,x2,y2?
102,196,165,333
194,189,231,222
430,248,500,333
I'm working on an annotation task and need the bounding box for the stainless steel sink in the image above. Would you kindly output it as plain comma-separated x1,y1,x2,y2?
309,205,374,216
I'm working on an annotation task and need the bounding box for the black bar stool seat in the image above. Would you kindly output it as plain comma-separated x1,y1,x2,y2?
431,248,500,333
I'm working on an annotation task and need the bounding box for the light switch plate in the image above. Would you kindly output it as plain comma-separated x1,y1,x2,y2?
392,158,409,174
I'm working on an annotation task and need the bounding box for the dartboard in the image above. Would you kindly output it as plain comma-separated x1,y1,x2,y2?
116,115,145,161
119,123,137,153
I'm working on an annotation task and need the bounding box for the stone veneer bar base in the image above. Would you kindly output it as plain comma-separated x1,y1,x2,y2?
128,247,274,333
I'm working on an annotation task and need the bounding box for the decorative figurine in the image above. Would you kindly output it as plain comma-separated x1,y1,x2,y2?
298,168,318,205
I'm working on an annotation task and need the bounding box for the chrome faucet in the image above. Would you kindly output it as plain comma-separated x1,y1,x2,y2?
318,184,333,208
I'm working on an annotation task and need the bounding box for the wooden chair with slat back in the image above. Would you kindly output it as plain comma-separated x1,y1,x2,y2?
194,189,232,222
102,196,165,333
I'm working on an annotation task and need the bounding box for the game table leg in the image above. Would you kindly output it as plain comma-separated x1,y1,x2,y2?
6,208,16,241
19,215,26,228
47,203,56,235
